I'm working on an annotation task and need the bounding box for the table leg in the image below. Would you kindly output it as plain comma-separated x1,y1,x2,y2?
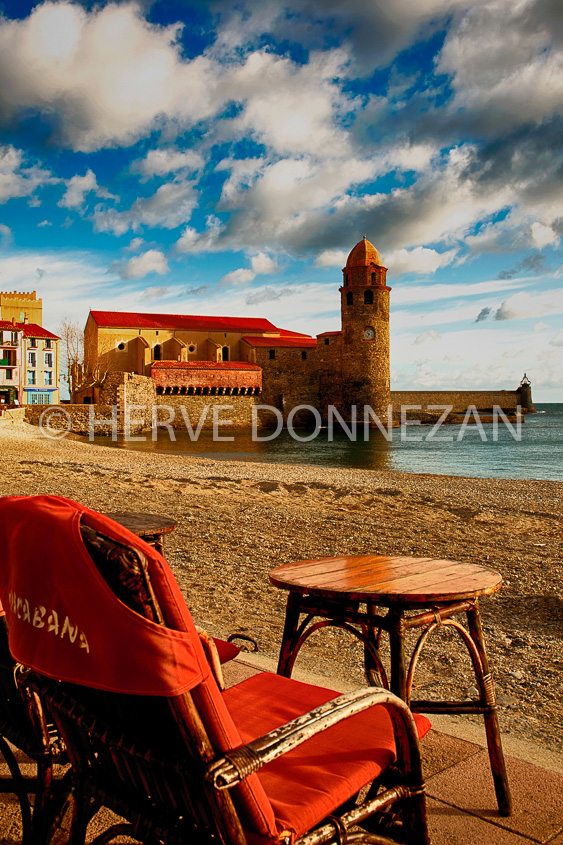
466,603,513,816
387,609,408,701
276,593,302,678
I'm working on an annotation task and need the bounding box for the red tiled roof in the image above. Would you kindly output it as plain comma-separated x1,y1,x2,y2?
242,335,317,348
90,310,280,333
0,321,59,339
317,330,341,337
151,361,261,371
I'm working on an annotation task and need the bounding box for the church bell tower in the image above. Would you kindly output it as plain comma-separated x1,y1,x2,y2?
339,236,391,419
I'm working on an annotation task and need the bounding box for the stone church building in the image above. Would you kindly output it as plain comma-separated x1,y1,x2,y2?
82,236,531,422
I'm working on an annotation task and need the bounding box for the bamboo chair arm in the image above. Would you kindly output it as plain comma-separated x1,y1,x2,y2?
207,687,423,790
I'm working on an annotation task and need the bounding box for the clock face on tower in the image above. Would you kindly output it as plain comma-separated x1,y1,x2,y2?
364,327,375,340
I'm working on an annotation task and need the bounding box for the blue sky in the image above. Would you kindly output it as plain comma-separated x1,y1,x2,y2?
0,0,562,401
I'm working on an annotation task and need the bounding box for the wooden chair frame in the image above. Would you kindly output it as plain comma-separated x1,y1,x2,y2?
0,617,67,844
18,521,429,845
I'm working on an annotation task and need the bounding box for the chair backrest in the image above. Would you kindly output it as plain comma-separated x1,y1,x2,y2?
0,495,279,844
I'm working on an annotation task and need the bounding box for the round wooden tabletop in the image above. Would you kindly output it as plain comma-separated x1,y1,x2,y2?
270,555,503,605
104,512,177,538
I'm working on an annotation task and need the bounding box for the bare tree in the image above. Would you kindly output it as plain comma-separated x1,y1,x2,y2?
58,318,114,402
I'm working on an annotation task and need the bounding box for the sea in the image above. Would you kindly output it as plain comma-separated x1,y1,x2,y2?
81,403,563,482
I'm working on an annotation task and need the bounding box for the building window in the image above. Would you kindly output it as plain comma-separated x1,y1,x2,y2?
345,273,349,285
45,352,53,368
27,371,36,385
5,369,13,380
324,338,329,345
301,350,307,360
28,352,36,367
44,339,52,349
29,338,37,348
29,393,50,404
117,342,125,351
364,289,374,305
346,292,354,305
11,332,18,346
371,272,376,283
269,349,276,359
44,371,53,385
153,344,161,361
188,344,196,353
222,346,229,361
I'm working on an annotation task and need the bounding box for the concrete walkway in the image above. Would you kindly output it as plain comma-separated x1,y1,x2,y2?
1,654,562,844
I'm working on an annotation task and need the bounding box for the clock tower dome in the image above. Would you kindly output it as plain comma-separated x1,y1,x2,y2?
339,235,391,418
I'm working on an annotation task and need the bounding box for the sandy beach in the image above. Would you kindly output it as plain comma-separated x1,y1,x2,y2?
3,419,562,754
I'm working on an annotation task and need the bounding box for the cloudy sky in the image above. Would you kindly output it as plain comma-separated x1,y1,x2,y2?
0,0,562,400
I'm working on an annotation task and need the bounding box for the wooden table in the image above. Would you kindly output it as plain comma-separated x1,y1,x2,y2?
104,512,177,555
270,554,512,816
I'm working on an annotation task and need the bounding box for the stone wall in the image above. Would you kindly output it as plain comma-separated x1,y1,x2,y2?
389,390,520,413
256,346,320,411
25,404,118,435
151,394,272,431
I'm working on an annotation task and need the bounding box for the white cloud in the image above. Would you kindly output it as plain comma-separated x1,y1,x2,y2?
219,268,256,287
224,49,354,158
0,2,226,152
495,289,563,321
38,220,53,227
531,222,559,249
131,148,204,179
219,251,278,288
437,0,563,130
250,252,278,275
315,249,348,268
176,217,224,253
534,322,549,332
414,329,441,344
125,237,145,253
140,285,170,301
58,168,114,210
386,246,457,277
0,145,55,203
94,180,198,234
0,223,13,247
549,330,563,347
112,249,169,280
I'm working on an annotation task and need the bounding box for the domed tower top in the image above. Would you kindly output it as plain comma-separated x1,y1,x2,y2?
341,235,389,289
346,235,383,268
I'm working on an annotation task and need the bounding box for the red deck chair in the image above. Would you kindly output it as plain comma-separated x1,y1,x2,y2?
0,495,431,845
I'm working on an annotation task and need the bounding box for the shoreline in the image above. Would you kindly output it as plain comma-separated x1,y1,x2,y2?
5,420,563,754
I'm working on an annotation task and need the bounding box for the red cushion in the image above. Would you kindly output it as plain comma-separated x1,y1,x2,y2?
213,638,240,664
224,673,431,842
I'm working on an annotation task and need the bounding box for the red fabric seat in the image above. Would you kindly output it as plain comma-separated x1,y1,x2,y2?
224,673,431,842
0,496,430,845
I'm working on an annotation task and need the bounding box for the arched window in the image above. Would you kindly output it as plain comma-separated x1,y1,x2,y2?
364,289,374,305
345,273,349,285
346,292,354,305
222,346,229,361
371,272,376,283
153,344,161,361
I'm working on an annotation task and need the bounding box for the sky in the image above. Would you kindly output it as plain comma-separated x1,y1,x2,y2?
0,0,562,401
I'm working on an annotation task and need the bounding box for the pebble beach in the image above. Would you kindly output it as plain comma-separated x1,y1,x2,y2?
4,419,563,754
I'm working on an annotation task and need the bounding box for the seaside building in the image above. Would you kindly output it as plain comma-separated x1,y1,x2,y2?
78,237,531,420
0,292,60,406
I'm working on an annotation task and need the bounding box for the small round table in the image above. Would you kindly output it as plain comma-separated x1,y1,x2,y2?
270,554,512,816
104,512,177,555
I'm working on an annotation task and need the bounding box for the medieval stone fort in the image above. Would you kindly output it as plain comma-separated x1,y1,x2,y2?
31,234,530,434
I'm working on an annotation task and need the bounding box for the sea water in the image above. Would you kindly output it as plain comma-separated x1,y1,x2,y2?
82,403,563,482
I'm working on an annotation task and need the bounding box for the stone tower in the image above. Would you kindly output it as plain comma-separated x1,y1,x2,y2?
339,235,391,418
